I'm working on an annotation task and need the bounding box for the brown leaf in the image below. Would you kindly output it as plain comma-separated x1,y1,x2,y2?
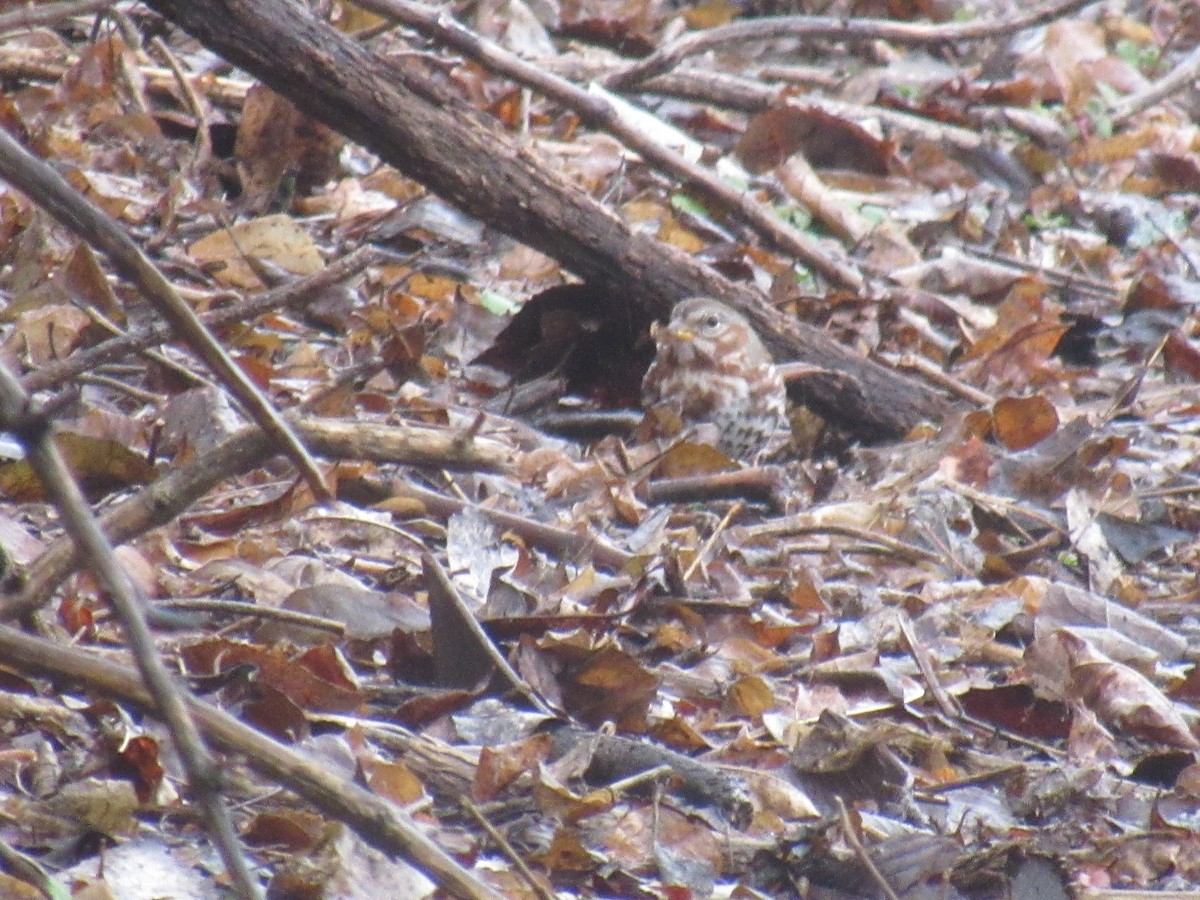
992,394,1059,451
1163,332,1200,381
647,440,739,478
242,809,327,851
0,432,154,502
111,736,163,805
472,283,653,406
241,682,311,743
940,434,994,488
474,733,554,802
188,215,324,289
180,638,362,713
535,826,600,873
1126,271,1200,314
1149,152,1200,192
389,689,477,727
1056,630,1200,750
958,685,1072,741
44,778,140,838
58,596,96,637
737,106,896,175
60,242,124,323
560,644,658,730
725,675,777,720
360,756,426,806
0,304,94,367
236,83,344,202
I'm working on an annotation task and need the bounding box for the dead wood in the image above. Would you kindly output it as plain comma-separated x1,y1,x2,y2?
0,124,330,502
641,468,788,510
143,0,951,441
21,247,379,395
551,725,755,828
0,417,512,623
0,622,503,900
0,362,260,899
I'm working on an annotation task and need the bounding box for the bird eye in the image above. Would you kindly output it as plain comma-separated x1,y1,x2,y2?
703,315,721,330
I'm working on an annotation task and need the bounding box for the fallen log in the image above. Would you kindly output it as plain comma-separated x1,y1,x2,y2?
143,0,951,440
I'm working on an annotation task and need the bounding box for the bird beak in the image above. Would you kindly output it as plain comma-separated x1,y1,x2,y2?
652,321,694,343
654,320,697,364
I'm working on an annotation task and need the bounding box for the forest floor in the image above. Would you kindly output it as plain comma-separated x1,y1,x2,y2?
0,0,1198,897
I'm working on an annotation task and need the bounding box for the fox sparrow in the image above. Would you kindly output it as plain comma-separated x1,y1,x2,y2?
641,297,789,462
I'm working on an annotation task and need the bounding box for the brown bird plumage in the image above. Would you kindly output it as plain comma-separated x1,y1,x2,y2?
641,298,789,462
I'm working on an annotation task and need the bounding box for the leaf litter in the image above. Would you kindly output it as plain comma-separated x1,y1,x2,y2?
0,0,1198,897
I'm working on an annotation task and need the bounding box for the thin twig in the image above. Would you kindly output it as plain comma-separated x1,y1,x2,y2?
76,372,167,403
0,621,503,900
601,763,675,796
0,45,252,107
0,836,64,897
0,417,512,622
940,481,1068,538
423,552,555,715
895,610,960,718
964,246,1120,299
22,247,379,395
459,798,556,900
1112,42,1200,123
737,517,942,564
604,0,1101,90
835,797,900,900
74,301,210,390
152,598,346,634
638,67,985,153
0,364,262,900
1101,332,1169,423
393,481,633,571
149,34,214,166
0,0,113,33
889,353,993,406
957,712,1067,758
0,127,332,501
353,0,864,292
642,468,785,509
682,500,742,582
917,762,1025,794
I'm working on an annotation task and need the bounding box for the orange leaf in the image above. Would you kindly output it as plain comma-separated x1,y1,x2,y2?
992,395,1059,450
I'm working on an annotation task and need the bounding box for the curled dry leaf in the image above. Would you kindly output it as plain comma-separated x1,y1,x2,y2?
1054,629,1200,750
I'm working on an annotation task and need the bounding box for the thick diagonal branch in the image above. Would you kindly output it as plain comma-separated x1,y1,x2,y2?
144,0,949,439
